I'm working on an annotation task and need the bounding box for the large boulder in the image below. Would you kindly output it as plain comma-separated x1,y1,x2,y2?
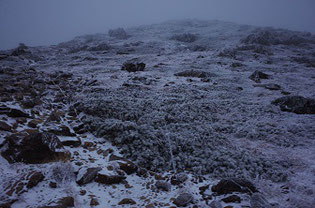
108,28,129,39
173,193,194,207
121,62,146,72
211,178,257,195
95,173,126,185
249,71,269,83
0,106,31,118
272,96,315,114
1,132,70,164
76,167,102,185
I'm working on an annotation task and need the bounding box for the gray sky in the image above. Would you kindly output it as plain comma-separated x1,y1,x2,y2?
0,0,314,50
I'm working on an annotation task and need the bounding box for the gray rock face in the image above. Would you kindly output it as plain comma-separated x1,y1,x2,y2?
76,167,102,185
272,96,315,114
209,200,223,208
173,193,193,207
155,180,171,191
250,193,272,208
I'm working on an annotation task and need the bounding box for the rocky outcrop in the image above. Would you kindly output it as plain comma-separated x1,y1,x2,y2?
211,178,257,195
171,33,198,43
173,193,194,207
272,96,315,114
1,132,70,164
249,71,270,83
121,62,146,72
76,167,102,185
94,173,126,185
108,28,129,39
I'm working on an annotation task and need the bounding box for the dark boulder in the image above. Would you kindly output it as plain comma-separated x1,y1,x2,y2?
0,121,12,131
1,132,70,164
76,167,102,185
272,96,315,114
222,195,241,203
174,70,216,78
249,71,270,83
95,173,126,185
211,178,257,195
118,198,136,205
0,106,31,118
121,62,146,72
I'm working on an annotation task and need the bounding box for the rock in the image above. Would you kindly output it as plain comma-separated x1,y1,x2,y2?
263,84,281,90
60,137,81,147
199,184,210,194
57,197,74,207
27,119,42,128
118,161,138,175
121,62,146,72
1,132,70,164
49,181,57,188
90,198,99,206
171,33,198,43
222,195,241,203
48,125,75,136
211,178,257,195
3,171,44,199
173,193,193,207
209,200,223,208
118,198,136,205
48,111,62,122
73,124,86,134
22,98,40,108
174,70,216,78
155,180,171,191
76,167,102,185
171,173,188,185
272,96,315,114
0,106,31,118
95,173,126,185
250,193,272,208
0,121,12,131
26,171,44,188
108,28,129,39
249,71,269,83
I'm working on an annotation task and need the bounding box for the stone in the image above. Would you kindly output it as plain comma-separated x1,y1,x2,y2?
263,84,281,90
49,181,57,188
1,132,70,164
174,70,216,78
90,198,99,206
57,197,74,207
60,137,81,147
26,171,44,188
27,119,42,128
155,180,171,191
95,173,126,185
173,193,193,207
211,178,257,195
171,173,188,185
0,121,12,131
222,195,241,203
118,198,136,205
121,62,146,72
0,106,31,118
209,200,223,208
249,71,269,83
48,125,76,136
76,167,102,185
250,193,272,208
272,96,315,114
118,162,138,175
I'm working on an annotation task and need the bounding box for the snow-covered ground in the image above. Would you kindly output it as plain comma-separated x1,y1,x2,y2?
0,20,314,207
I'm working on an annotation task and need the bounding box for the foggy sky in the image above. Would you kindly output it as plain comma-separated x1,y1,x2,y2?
1,0,315,50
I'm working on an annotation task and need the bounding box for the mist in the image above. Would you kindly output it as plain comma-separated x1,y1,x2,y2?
0,0,315,50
